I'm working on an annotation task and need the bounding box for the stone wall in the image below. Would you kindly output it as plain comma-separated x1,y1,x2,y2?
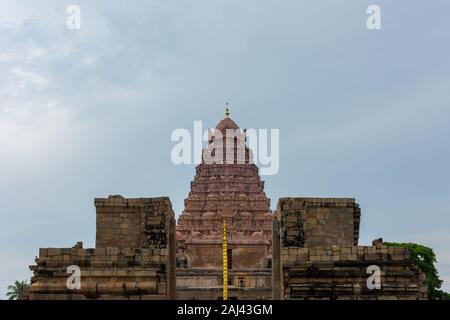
278,197,360,247
281,245,427,300
25,196,176,300
186,243,269,269
177,287,272,300
26,247,170,300
274,197,428,300
186,244,222,269
176,269,272,300
95,195,172,249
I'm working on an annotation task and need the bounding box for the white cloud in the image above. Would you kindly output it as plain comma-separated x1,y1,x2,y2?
0,0,33,29
1,0,450,299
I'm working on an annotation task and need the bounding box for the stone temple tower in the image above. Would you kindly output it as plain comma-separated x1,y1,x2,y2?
176,111,273,299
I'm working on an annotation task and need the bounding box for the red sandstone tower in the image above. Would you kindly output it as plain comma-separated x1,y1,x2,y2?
176,111,273,299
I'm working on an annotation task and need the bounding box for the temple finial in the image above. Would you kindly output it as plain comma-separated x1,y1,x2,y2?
225,103,230,118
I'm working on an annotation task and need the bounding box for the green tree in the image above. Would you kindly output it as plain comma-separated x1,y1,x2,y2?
384,242,449,300
6,280,29,300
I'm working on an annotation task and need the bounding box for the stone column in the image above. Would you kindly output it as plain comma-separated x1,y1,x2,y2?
167,215,177,299
272,211,282,300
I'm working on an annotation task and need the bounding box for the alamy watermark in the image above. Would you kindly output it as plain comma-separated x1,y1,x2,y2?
367,265,382,289
66,5,81,30
66,265,81,290
170,121,279,176
64,5,381,31
367,5,381,30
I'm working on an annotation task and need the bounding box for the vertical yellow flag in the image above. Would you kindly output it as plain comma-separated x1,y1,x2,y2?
223,219,228,300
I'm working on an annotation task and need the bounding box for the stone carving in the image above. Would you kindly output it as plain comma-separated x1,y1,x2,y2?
176,115,273,299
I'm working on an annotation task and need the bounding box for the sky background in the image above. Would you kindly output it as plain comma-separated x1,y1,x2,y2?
1,0,449,298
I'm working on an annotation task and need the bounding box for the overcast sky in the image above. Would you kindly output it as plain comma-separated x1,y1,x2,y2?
1,0,449,298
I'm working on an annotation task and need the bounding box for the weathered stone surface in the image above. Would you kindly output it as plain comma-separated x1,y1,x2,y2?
274,198,427,300
24,197,176,300
176,269,272,300
278,197,360,248
175,115,272,299
95,196,173,249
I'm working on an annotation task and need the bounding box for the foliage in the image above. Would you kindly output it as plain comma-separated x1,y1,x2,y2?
384,242,449,300
6,280,29,300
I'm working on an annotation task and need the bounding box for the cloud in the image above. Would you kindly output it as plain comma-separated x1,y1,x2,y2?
1,0,450,298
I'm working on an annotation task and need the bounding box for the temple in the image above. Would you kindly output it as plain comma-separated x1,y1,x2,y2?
176,113,273,299
23,111,428,300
